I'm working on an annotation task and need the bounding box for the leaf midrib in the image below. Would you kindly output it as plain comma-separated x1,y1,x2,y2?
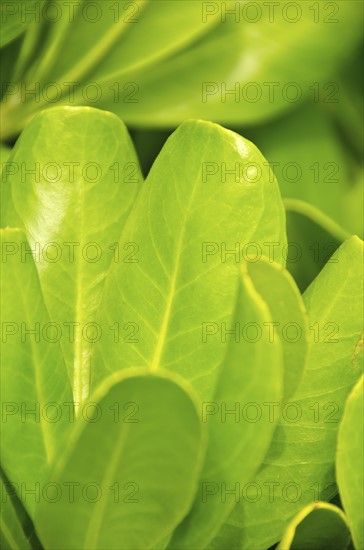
73,119,95,409
150,129,211,372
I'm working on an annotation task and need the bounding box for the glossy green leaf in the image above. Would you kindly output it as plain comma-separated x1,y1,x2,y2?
246,256,309,400
0,475,31,550
337,375,364,550
0,228,72,517
1,106,142,405
278,502,351,550
92,119,286,399
36,370,205,550
209,235,364,549
170,262,284,549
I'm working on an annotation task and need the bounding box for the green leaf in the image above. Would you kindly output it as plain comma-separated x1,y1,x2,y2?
0,228,72,517
2,2,362,136
337,375,364,550
154,533,173,550
0,1,221,136
98,1,363,126
0,476,31,550
92,119,286,399
246,256,309,400
36,370,205,550
1,106,142,405
0,1,43,48
169,262,284,549
39,1,220,86
277,502,351,550
171,256,309,549
209,235,364,549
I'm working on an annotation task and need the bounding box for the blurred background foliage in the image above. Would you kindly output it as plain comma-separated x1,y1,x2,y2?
0,0,363,290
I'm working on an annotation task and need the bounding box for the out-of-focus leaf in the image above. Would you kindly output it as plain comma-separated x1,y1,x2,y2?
26,1,220,87
337,375,364,550
1,1,363,137
97,1,363,126
0,1,44,48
